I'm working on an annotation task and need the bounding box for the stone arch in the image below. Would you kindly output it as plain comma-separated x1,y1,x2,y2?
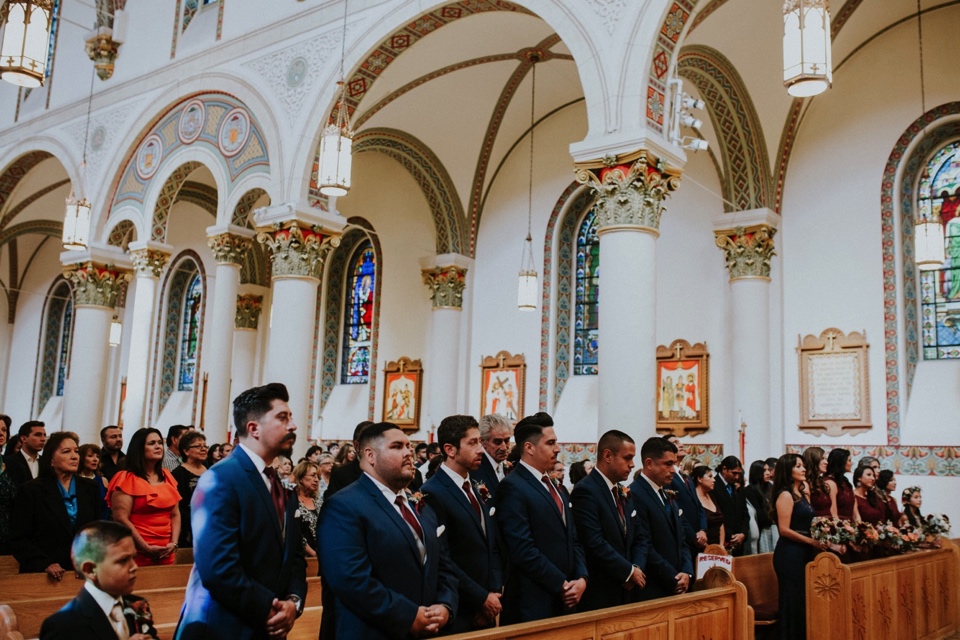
353,128,466,255
677,45,771,212
231,187,268,228
106,220,138,249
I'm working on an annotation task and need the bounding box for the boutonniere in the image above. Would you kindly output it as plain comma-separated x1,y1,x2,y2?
406,490,426,513
664,489,678,502
548,476,560,489
619,485,631,500
472,480,491,502
122,596,157,637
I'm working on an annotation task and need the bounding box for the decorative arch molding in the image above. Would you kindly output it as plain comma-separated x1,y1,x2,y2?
0,151,56,220
240,241,270,287
149,161,202,242
313,217,383,422
677,45,771,212
106,220,137,249
0,178,71,232
353,128,466,255
231,187,268,228
176,181,219,218
0,219,63,246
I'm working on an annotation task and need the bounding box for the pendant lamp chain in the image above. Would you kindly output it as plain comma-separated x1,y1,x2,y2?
62,67,95,250
318,0,354,197
517,54,540,311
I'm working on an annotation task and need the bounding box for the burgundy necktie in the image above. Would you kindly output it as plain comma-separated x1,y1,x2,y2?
263,467,287,525
395,495,424,543
542,475,564,514
463,481,482,519
613,486,626,524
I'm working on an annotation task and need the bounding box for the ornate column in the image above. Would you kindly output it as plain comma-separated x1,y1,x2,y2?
122,241,171,431
420,255,471,430
205,225,254,440
255,203,344,456
231,293,264,403
576,149,682,436
714,209,780,462
62,252,132,445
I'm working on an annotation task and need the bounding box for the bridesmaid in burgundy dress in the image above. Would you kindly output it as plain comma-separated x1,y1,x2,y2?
853,466,889,525
825,448,860,522
877,470,905,525
802,447,833,518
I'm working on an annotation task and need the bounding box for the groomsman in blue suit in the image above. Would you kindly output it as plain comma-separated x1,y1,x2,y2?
496,412,588,624
571,430,650,610
471,414,513,500
628,437,693,600
318,422,458,639
422,415,503,632
665,435,707,564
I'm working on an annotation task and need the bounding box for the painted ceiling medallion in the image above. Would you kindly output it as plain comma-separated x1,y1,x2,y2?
135,134,164,180
178,99,206,144
218,107,250,157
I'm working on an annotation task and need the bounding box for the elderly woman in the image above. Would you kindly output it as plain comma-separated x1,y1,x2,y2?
316,453,334,507
0,418,17,554
10,431,101,578
108,428,182,566
293,461,321,557
171,431,207,548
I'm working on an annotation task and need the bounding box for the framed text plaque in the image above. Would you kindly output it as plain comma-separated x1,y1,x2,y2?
797,328,871,436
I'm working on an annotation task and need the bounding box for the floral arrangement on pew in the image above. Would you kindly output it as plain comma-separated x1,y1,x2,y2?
812,515,950,558
811,517,858,548
920,513,951,548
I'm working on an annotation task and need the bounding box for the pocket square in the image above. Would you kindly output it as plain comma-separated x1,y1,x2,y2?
436,525,445,537
678,509,684,516
488,507,496,516
631,510,637,517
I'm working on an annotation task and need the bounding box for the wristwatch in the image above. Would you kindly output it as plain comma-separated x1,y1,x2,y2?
287,595,303,617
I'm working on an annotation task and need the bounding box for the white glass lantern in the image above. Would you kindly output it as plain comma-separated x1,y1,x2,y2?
109,318,122,347
783,0,832,98
517,234,538,311
0,0,53,88
915,219,946,271
317,121,353,197
62,193,91,251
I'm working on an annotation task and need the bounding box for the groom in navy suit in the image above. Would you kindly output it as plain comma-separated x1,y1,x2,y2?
496,412,587,624
571,430,650,610
319,422,458,639
422,415,502,632
628,437,693,600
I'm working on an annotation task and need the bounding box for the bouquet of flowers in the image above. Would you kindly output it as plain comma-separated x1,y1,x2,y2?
897,524,922,552
811,517,858,546
874,521,906,554
854,521,880,549
923,513,951,536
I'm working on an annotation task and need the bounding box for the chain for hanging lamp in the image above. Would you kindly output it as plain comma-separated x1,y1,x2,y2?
518,54,540,311
318,0,354,197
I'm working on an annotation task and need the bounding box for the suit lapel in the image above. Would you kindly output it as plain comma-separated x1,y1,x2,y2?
518,465,564,525
437,470,484,536
589,471,626,540
77,587,124,639
359,475,423,569
41,478,73,532
234,447,283,544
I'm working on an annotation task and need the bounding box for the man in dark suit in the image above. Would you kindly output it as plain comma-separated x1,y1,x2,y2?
100,425,126,481
571,430,650,610
41,521,158,639
471,413,513,500
711,455,748,555
318,422,458,639
496,412,587,624
422,415,502,632
628,437,693,600
175,383,307,640
665,435,707,564
5,420,46,485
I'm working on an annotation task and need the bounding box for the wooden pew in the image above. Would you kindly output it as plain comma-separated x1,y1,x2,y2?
0,558,17,580
697,545,778,639
0,564,193,602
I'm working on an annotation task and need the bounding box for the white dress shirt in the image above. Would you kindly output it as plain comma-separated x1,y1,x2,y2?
639,471,666,505
439,462,485,534
519,459,565,524
237,442,271,490
484,450,504,481
364,472,426,563
84,581,127,636
20,450,39,480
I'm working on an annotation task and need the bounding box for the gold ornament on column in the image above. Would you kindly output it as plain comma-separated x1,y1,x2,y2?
208,233,253,266
235,294,264,330
714,225,778,280
256,223,340,280
422,266,467,309
130,248,170,278
63,262,131,308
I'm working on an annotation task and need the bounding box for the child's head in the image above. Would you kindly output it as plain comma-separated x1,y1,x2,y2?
72,521,139,597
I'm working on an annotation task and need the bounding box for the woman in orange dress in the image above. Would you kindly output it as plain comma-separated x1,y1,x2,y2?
107,427,181,566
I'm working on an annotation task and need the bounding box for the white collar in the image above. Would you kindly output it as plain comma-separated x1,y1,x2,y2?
596,468,619,492
483,450,501,471
84,581,123,620
640,471,663,494
237,442,267,475
363,471,406,504
440,461,469,486
519,459,548,481
21,449,38,463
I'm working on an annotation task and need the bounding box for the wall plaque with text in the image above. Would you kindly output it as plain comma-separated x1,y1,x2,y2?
798,328,871,436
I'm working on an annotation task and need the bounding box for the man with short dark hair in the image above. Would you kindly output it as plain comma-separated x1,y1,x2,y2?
665,435,706,564
496,412,587,623
571,430,650,610
472,413,513,500
163,425,192,472
100,426,125,480
422,415,502,632
319,422,458,639
5,420,46,485
711,455,748,556
175,383,306,639
418,442,442,477
628,437,692,599
40,521,158,640
323,420,374,502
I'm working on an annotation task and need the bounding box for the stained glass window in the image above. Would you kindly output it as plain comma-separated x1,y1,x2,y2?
919,141,960,360
574,208,599,375
341,242,375,384
55,297,72,396
178,273,203,390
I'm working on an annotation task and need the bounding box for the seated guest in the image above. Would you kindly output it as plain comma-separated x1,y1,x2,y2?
171,431,207,549
204,443,222,468
318,422,457,639
825,448,859,522
10,431,101,578
802,447,832,518
422,415,503,632
0,416,17,555
78,444,110,520
571,430,649,611
99,426,125,481
877,470,904,525
292,461,321,557
902,486,923,528
853,465,888,525
6,420,47,485
693,465,725,546
497,412,587,623
742,460,777,554
40,521,159,640
304,445,324,463
220,442,233,458
628,437,692,599
108,428,181,566
272,455,295,489
568,459,593,486
472,413,514,500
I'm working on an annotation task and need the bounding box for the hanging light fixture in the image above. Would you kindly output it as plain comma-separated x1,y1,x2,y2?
109,316,122,346
0,0,53,88
782,0,832,97
517,53,539,311
63,68,95,251
317,0,353,197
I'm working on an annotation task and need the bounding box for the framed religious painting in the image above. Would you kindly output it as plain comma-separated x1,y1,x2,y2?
655,340,710,436
797,328,871,436
479,351,525,423
382,357,422,433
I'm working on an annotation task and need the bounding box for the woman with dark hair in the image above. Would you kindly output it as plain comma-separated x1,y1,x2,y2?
172,431,207,548
825,448,859,522
568,459,594,486
10,432,100,577
853,466,888,525
876,470,903,525
902,486,923,528
333,443,355,467
107,427,181,566
692,465,725,546
0,419,17,555
304,445,324,463
743,460,777,554
77,443,110,519
772,453,832,640
802,447,833,518
204,443,223,468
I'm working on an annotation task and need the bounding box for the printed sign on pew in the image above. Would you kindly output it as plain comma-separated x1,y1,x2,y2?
696,553,733,580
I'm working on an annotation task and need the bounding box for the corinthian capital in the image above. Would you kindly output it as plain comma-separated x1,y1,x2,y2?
422,265,467,309
256,223,340,281
130,248,170,278
575,150,682,234
714,225,778,280
208,232,253,266
64,262,132,308
235,294,264,330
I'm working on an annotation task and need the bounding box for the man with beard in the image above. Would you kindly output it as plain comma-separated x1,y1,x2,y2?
100,426,125,481
421,415,502,632
319,422,458,639
175,383,307,640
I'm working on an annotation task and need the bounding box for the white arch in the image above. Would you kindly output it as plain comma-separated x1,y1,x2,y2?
222,172,277,227
0,136,80,197
97,205,147,247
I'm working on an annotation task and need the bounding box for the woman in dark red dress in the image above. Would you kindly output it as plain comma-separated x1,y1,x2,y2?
876,470,904,525
825,448,860,522
802,447,833,517
853,466,888,525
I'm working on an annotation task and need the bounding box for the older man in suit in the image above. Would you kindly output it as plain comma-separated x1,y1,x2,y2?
175,383,307,640
628,437,693,600
471,413,512,500
422,415,502,632
496,412,587,624
571,430,650,610
319,422,458,639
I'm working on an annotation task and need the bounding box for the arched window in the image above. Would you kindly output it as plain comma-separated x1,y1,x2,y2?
179,273,203,390
56,296,73,396
37,280,73,413
919,141,960,360
574,208,599,375
341,241,375,384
